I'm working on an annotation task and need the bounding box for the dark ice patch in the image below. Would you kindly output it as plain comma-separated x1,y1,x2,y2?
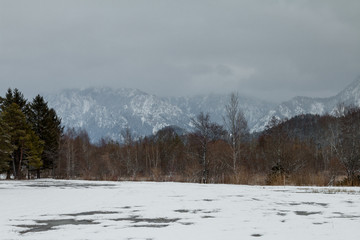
17,219,97,234
61,211,118,217
131,224,169,228
294,211,322,216
331,212,360,219
111,215,180,224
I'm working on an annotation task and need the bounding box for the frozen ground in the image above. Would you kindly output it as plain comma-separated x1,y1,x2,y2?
1,179,360,240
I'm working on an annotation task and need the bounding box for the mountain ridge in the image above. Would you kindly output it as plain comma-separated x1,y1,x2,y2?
46,78,360,142
252,77,360,131
46,88,275,142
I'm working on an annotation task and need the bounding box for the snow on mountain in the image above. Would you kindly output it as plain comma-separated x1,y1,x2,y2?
167,94,274,132
334,77,360,107
46,88,274,142
46,88,186,142
253,77,360,132
46,78,360,141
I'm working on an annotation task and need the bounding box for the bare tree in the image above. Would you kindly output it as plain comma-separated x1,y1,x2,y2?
330,107,360,185
191,112,225,183
59,128,77,178
223,93,248,172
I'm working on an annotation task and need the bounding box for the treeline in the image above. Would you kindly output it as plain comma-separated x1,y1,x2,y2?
0,89,62,179
1,90,360,186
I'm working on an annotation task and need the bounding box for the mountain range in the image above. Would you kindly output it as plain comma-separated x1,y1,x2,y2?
46,78,360,142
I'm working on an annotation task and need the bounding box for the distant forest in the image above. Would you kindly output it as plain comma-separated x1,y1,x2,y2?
1,88,359,186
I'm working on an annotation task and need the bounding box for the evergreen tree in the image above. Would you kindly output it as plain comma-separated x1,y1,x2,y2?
1,88,28,113
0,115,14,173
28,95,63,177
1,103,43,179
24,130,44,174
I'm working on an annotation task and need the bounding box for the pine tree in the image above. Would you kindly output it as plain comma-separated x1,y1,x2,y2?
24,131,44,174
1,88,28,113
0,115,14,173
1,103,43,179
28,95,63,177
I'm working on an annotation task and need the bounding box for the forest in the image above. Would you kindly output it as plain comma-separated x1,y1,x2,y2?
1,89,359,186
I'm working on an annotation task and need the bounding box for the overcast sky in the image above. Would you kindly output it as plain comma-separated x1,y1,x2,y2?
1,0,359,102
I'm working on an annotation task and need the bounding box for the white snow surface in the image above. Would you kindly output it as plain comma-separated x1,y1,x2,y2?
1,179,360,240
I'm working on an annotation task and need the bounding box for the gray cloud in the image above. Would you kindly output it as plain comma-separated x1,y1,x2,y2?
0,0,359,102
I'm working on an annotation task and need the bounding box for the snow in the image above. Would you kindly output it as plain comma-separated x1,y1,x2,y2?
46,88,274,142
1,179,360,240
310,102,325,115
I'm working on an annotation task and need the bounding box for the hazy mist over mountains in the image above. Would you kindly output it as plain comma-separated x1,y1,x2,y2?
46,78,360,142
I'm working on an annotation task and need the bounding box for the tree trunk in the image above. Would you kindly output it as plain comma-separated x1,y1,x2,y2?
233,146,236,172
17,148,24,179
37,169,41,179
202,147,208,183
12,159,17,179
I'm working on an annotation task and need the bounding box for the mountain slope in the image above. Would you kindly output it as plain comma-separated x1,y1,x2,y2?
46,88,186,141
46,78,360,141
253,77,360,132
46,88,274,142
167,94,274,131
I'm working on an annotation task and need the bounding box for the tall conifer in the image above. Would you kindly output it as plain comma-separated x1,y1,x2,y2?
28,95,63,177
0,115,13,173
1,103,43,179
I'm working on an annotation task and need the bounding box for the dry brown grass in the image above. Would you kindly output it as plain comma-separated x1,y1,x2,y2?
289,173,330,186
221,170,267,185
54,168,357,187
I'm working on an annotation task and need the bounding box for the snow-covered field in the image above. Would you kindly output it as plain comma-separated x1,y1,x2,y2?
1,179,359,240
